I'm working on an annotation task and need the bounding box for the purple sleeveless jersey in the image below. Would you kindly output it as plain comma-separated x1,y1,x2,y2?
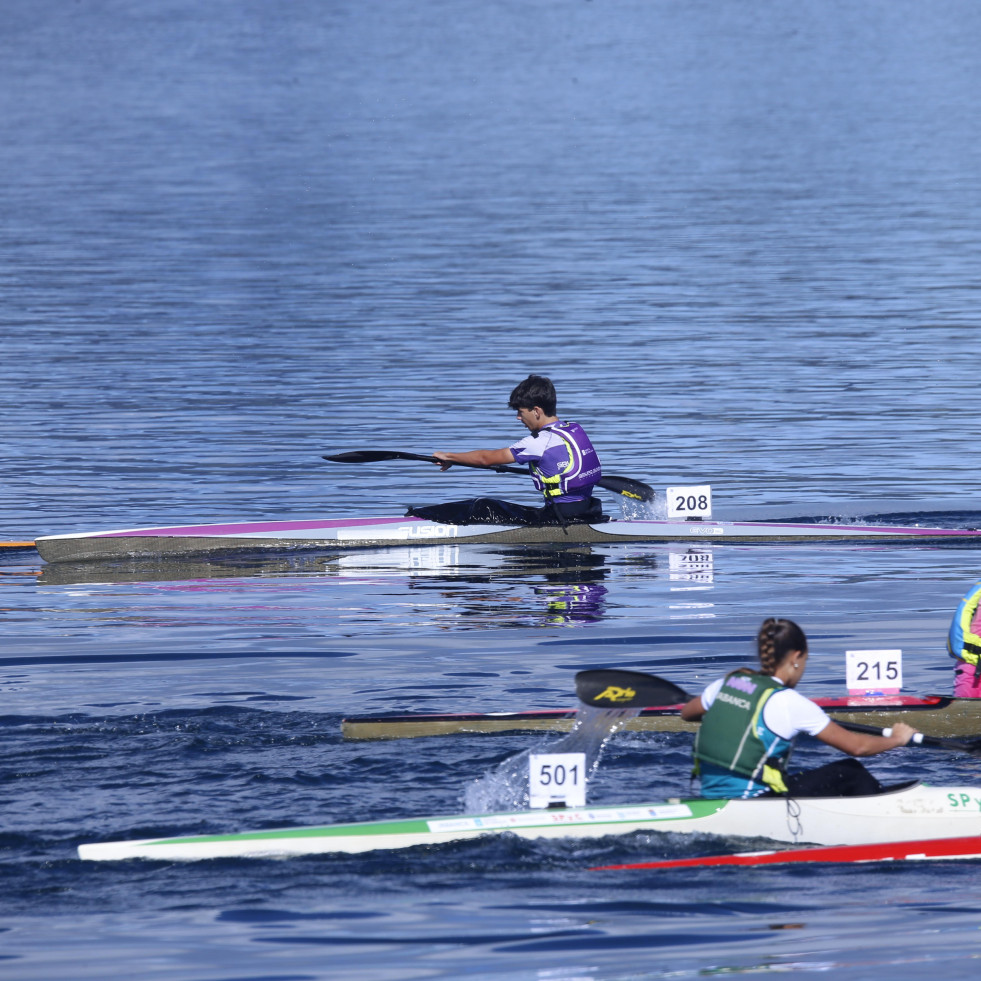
509,421,602,502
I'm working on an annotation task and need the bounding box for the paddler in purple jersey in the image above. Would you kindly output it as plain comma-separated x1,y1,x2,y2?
405,374,604,526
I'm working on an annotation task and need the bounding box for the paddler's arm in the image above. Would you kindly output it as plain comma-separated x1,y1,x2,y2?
816,720,918,756
680,695,706,722
432,448,516,471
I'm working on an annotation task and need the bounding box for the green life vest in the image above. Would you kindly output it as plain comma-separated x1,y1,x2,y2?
693,670,791,794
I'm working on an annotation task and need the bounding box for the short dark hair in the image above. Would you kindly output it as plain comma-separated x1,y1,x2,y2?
508,375,556,415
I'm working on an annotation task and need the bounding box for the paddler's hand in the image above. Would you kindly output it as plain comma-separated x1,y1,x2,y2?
889,722,918,747
432,452,453,471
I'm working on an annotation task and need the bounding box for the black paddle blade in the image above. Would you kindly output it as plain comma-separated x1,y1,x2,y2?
324,449,527,476
575,669,691,708
598,475,656,503
323,450,433,464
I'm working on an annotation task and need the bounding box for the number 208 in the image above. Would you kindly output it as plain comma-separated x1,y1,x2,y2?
674,494,709,511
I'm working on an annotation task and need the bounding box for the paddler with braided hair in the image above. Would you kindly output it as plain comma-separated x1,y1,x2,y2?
680,618,918,799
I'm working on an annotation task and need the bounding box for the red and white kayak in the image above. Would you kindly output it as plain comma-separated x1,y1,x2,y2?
78,781,981,862
35,514,981,563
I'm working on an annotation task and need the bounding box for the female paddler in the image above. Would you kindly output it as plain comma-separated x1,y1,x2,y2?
680,618,918,799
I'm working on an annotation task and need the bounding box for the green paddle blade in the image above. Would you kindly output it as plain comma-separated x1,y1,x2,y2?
575,669,691,708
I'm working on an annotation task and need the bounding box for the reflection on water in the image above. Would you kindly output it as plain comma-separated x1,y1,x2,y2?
35,551,349,586
36,543,611,584
35,544,619,629
24,536,981,662
669,548,715,588
411,547,613,629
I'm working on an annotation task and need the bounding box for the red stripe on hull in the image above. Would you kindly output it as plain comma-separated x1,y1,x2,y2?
592,835,981,869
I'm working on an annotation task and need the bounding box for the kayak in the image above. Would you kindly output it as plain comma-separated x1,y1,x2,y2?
35,514,981,563
591,834,981,870
342,694,981,741
78,781,981,861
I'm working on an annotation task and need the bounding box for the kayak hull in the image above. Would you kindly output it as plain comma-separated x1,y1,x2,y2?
592,834,981,869
342,696,981,740
77,782,981,861
36,515,981,563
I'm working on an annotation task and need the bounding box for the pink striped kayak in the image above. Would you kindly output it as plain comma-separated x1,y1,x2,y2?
35,514,981,563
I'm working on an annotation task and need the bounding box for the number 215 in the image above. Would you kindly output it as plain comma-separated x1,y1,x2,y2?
856,660,899,681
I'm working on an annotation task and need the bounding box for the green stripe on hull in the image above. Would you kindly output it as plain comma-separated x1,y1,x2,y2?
145,815,437,846
144,799,726,846
85,799,729,858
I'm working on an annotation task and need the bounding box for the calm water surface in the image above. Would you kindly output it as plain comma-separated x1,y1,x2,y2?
2,1,981,978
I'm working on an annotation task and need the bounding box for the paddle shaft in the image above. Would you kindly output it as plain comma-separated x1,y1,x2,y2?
328,450,527,476
837,720,981,755
323,450,656,502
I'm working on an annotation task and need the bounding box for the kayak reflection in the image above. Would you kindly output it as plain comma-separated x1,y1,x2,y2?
401,546,611,627
36,544,616,627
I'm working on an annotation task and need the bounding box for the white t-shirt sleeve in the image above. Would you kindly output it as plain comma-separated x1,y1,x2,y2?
762,687,831,740
699,677,725,710
509,432,547,462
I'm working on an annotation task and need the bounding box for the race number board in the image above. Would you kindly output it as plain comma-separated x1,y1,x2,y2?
846,649,903,696
666,485,712,520
529,753,586,809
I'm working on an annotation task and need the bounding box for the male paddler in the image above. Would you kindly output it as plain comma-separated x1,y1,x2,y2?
405,374,604,526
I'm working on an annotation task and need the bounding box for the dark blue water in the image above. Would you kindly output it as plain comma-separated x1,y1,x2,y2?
3,1,981,977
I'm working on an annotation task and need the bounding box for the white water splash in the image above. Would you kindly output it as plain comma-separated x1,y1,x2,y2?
461,704,641,813
618,495,664,520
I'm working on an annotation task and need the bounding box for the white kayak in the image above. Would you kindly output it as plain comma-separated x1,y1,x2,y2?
36,514,981,563
78,781,981,861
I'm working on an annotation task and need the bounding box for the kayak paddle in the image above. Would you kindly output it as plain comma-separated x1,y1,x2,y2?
576,668,981,756
323,450,656,503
